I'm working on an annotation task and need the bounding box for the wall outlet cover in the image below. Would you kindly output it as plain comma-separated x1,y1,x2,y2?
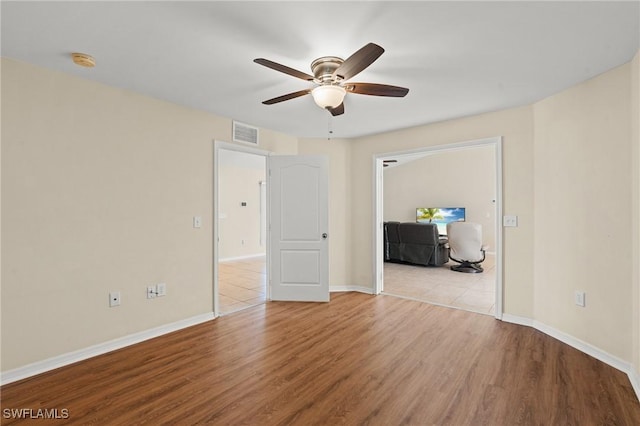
147,285,157,299
109,291,121,307
157,283,166,297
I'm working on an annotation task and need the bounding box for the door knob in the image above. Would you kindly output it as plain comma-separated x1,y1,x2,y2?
322,233,328,239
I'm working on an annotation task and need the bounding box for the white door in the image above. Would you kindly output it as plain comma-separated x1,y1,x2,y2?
269,155,329,302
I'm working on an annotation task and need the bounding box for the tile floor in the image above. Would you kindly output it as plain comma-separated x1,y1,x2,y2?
218,254,496,316
383,254,496,315
218,256,267,315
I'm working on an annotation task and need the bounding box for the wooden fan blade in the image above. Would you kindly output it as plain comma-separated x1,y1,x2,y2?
333,43,384,81
328,103,345,116
262,89,311,105
254,58,315,81
345,83,409,97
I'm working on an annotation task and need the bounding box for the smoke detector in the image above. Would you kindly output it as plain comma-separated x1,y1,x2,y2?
71,53,95,68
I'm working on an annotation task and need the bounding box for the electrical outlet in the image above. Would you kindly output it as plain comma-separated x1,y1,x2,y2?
147,285,157,299
193,216,202,228
157,283,166,297
574,291,586,307
109,291,121,307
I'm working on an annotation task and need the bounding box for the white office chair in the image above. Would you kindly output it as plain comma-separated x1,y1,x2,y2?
446,222,486,273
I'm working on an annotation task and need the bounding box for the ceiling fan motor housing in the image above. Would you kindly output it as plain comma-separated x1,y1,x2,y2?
311,56,344,83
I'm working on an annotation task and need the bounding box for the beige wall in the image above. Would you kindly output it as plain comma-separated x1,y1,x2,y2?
218,150,266,260
341,59,638,364
0,58,297,371
347,106,535,317
3,51,640,376
383,146,496,250
533,62,633,361
631,51,640,375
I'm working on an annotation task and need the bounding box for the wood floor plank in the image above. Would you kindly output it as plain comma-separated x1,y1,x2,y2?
2,292,639,425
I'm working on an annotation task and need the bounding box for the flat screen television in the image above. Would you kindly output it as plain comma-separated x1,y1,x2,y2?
416,207,466,235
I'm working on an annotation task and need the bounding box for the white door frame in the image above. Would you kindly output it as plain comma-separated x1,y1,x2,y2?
213,140,270,317
373,136,504,319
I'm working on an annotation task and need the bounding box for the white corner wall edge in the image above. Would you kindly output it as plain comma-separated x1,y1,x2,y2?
502,313,639,402
1,312,215,386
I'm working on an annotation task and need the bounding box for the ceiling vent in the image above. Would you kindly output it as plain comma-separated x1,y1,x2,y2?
233,121,259,145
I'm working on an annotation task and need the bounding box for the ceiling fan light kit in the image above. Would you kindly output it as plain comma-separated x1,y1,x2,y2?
311,85,346,109
254,42,408,116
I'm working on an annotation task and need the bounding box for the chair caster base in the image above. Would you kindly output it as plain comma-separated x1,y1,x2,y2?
450,263,484,273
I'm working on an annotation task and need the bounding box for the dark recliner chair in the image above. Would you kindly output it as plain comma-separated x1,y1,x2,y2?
398,223,449,266
384,221,401,262
384,222,449,266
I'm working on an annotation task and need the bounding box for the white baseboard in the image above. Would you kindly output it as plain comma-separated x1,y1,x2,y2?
501,314,639,402
630,366,640,401
533,321,631,374
5,304,638,405
1,312,215,386
501,313,534,327
219,253,265,262
330,285,374,295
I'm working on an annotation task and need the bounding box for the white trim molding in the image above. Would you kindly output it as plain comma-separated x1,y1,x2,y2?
501,313,535,327
533,321,631,374
219,253,266,263
372,136,504,319
330,286,375,295
213,140,271,320
1,312,215,386
630,367,640,401
501,314,640,402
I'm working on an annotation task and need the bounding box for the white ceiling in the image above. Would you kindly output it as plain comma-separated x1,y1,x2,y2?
2,1,638,139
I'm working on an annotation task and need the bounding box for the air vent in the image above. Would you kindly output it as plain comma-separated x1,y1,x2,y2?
233,121,259,145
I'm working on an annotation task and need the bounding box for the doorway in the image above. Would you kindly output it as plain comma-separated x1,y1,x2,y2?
373,137,503,319
214,141,270,316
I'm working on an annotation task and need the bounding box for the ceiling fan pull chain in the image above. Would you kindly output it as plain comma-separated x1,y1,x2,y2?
327,114,333,141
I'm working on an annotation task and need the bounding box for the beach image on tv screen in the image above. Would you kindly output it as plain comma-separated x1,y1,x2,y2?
416,207,466,234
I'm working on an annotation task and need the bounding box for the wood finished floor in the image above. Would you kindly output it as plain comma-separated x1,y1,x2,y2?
383,255,496,315
2,292,639,425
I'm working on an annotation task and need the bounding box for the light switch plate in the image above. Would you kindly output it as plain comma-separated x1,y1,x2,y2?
503,215,518,227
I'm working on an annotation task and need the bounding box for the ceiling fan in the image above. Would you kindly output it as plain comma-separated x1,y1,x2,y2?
254,43,409,116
